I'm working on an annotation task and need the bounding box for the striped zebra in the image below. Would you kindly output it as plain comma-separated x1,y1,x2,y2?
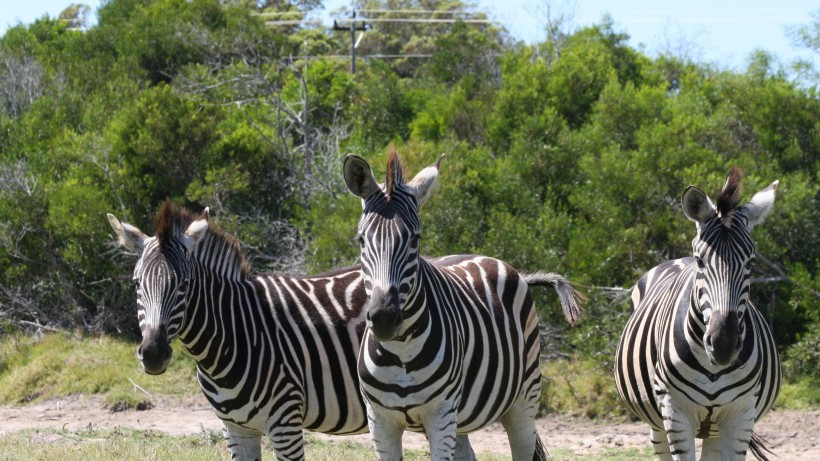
107,202,475,460
343,149,584,461
614,168,781,461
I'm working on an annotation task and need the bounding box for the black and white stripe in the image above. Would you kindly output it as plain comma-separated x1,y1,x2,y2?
344,150,583,461
614,169,782,461
108,201,372,461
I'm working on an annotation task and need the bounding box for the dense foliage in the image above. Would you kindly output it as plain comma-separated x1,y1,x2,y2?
1,0,818,384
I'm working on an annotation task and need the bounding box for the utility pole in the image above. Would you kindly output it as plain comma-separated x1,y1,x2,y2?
333,12,367,74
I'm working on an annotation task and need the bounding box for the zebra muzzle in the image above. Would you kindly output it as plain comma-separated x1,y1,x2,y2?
705,311,741,366
137,326,173,375
367,286,403,341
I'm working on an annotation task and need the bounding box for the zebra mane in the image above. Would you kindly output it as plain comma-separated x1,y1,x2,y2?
155,199,196,245
716,167,742,221
385,145,406,201
154,200,251,278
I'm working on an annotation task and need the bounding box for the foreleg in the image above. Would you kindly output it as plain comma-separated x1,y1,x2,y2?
367,402,404,461
223,422,263,461
657,392,696,461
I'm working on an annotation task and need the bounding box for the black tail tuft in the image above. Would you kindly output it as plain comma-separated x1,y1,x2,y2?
533,434,550,461
749,431,775,461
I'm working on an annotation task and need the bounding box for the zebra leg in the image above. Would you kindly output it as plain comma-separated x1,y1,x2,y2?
498,400,541,460
267,424,307,461
425,417,459,460
367,404,404,461
420,400,460,461
650,427,673,461
716,403,756,460
223,422,263,461
700,437,721,461
453,435,477,461
657,393,697,461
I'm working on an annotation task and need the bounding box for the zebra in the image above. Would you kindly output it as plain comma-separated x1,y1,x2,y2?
107,201,476,461
613,168,781,461
343,148,584,461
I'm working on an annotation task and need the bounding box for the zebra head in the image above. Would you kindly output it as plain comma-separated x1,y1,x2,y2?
107,202,209,374
343,148,442,341
681,168,778,366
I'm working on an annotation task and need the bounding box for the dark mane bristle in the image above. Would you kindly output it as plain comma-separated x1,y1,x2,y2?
155,199,196,245
385,145,405,200
153,199,250,278
716,167,742,218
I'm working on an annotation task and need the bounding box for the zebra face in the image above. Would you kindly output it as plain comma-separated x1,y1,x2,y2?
132,238,191,374
681,170,778,367
691,222,754,366
344,149,443,342
356,205,421,340
108,206,208,375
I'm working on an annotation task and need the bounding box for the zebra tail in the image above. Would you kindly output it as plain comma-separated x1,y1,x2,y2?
749,431,775,461
533,434,549,461
522,271,586,326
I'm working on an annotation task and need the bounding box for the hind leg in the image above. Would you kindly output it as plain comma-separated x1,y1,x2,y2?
499,399,541,460
650,427,674,460
453,435,476,461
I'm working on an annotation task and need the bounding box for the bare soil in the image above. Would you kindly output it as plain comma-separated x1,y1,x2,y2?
0,395,817,459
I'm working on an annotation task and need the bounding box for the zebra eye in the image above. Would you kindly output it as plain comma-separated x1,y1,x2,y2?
695,256,706,269
410,234,421,248
355,235,365,248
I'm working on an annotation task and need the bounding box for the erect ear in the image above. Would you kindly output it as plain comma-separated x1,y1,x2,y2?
741,180,778,229
682,185,716,225
344,155,380,203
182,207,209,252
406,154,444,207
107,213,148,253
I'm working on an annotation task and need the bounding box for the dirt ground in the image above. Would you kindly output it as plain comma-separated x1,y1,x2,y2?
0,394,817,459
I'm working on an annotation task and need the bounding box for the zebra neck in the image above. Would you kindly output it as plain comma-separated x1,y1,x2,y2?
176,269,262,382
191,232,247,281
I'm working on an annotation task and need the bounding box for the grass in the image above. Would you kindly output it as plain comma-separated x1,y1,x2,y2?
0,332,199,407
0,427,653,460
777,375,820,409
0,333,812,460
539,359,631,420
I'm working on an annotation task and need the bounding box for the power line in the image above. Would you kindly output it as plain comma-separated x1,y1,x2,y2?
353,9,486,16
338,17,495,24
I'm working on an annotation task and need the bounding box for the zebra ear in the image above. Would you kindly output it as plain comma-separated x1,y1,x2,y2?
682,186,716,225
406,153,444,207
344,154,380,203
107,213,148,254
182,207,209,252
741,180,778,229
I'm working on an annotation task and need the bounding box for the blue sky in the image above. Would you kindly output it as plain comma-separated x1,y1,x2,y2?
2,0,817,70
